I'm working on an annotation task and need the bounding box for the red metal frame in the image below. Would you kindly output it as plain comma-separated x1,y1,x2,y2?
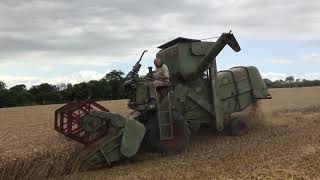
54,100,109,145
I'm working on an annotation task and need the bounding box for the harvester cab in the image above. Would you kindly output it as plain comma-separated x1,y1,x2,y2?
54,32,271,167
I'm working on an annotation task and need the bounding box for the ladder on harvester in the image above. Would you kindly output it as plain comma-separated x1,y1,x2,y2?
152,84,174,140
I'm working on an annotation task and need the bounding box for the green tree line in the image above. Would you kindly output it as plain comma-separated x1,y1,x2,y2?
263,76,320,88
0,70,126,108
1,72,320,108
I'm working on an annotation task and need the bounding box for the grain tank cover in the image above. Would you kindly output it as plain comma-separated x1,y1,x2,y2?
157,37,201,49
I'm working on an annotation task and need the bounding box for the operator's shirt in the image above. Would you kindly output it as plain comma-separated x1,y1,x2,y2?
155,64,170,82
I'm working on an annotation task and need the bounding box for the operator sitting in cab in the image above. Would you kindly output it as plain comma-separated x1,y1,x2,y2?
153,57,170,86
148,57,170,99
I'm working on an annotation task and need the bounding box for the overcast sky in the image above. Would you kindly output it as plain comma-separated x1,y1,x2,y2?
0,0,319,88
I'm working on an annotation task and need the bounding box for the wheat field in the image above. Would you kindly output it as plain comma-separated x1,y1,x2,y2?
0,87,320,179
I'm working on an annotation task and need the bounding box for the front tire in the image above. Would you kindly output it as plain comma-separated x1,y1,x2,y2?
143,112,190,154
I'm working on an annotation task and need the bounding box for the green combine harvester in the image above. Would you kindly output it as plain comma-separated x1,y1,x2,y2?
54,32,271,166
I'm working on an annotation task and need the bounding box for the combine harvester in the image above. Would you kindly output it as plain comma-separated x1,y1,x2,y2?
54,32,271,167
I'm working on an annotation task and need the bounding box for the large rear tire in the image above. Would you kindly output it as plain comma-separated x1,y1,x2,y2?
143,112,190,154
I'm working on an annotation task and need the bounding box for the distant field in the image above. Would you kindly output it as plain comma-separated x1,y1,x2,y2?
0,87,320,179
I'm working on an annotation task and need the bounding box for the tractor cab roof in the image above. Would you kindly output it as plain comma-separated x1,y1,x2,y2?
157,37,201,49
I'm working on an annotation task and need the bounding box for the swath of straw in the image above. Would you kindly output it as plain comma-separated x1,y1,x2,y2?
0,149,88,180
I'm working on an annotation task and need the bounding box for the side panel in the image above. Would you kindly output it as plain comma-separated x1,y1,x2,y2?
172,79,214,124
247,66,269,98
217,66,269,114
121,120,146,157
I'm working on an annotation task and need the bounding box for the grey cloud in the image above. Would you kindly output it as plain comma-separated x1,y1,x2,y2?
0,0,319,65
